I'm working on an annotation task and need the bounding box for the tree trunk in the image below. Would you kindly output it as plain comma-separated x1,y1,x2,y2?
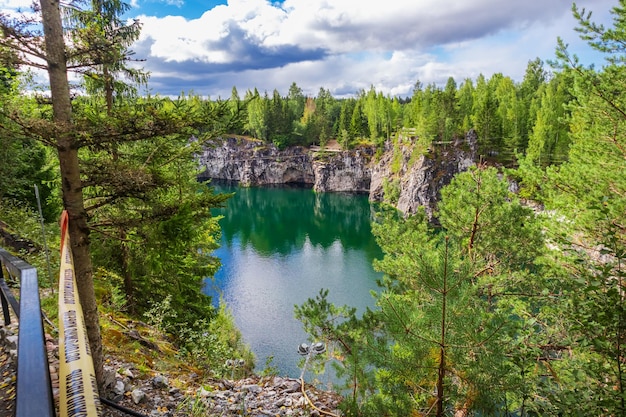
436,237,450,417
119,228,135,313
39,0,104,390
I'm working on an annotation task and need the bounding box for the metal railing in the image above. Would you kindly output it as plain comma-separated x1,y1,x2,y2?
0,247,56,417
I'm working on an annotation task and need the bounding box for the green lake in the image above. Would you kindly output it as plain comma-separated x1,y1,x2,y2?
206,183,382,378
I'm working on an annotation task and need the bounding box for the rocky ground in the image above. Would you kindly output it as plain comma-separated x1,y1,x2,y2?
0,325,16,417
0,324,343,417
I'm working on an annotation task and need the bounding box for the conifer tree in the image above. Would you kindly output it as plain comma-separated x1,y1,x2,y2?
518,58,547,150
456,78,475,134
472,74,501,158
297,167,547,416
527,2,626,413
0,0,238,389
525,74,571,166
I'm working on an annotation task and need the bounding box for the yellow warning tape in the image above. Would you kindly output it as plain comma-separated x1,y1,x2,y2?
59,211,102,417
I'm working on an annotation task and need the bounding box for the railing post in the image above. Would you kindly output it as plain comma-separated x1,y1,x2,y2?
1,280,11,325
1,262,20,324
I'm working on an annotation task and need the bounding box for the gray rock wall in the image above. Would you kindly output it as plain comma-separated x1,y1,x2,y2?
198,132,478,216
312,147,373,193
197,137,314,186
374,130,478,218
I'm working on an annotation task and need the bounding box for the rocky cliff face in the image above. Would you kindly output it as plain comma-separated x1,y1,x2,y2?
370,130,478,218
198,132,478,215
197,137,314,186
312,147,374,193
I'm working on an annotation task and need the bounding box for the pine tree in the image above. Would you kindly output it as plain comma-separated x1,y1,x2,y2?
472,74,502,159
67,0,146,112
519,2,626,414
518,58,547,150
297,167,547,416
525,74,571,166
456,78,475,134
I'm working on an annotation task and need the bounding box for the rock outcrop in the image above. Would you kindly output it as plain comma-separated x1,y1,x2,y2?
312,147,373,193
198,132,478,216
197,137,314,186
370,130,478,218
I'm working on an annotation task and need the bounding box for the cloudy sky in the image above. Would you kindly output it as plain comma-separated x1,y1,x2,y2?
2,0,618,98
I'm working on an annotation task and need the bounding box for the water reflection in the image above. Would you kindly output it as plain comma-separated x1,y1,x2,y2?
206,183,382,378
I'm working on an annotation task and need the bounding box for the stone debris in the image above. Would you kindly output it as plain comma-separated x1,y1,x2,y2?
0,323,18,417
131,389,146,404
187,376,342,417
1,325,343,417
101,358,343,417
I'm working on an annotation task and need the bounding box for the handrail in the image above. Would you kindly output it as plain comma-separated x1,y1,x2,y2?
1,233,149,417
0,247,56,417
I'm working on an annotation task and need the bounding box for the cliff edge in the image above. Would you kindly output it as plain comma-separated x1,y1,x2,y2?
197,131,478,216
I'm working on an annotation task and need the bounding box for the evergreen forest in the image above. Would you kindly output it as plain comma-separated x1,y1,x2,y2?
0,0,625,416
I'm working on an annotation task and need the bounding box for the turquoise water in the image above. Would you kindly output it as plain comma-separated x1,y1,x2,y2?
206,183,382,378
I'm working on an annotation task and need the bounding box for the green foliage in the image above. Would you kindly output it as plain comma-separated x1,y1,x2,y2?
271,133,291,150
143,294,178,334
0,200,61,291
0,81,61,221
510,3,626,414
524,73,572,166
373,168,545,416
381,178,400,205
297,167,549,416
176,395,208,417
173,303,254,378
338,128,351,150
220,62,569,165
260,355,279,377
509,3,626,415
66,94,237,335
438,166,543,264
64,0,148,114
389,137,403,174
244,88,267,140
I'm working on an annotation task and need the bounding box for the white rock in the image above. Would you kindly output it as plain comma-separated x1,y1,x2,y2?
197,387,211,398
5,335,18,350
113,380,125,395
152,375,168,388
131,389,145,404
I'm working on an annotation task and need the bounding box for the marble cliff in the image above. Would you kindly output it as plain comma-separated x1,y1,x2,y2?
197,131,478,216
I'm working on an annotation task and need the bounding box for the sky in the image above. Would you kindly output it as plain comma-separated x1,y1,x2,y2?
1,0,619,98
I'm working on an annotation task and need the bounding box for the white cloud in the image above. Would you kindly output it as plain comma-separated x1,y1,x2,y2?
0,0,38,19
0,0,31,9
132,0,618,98
3,0,618,98
138,0,570,64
